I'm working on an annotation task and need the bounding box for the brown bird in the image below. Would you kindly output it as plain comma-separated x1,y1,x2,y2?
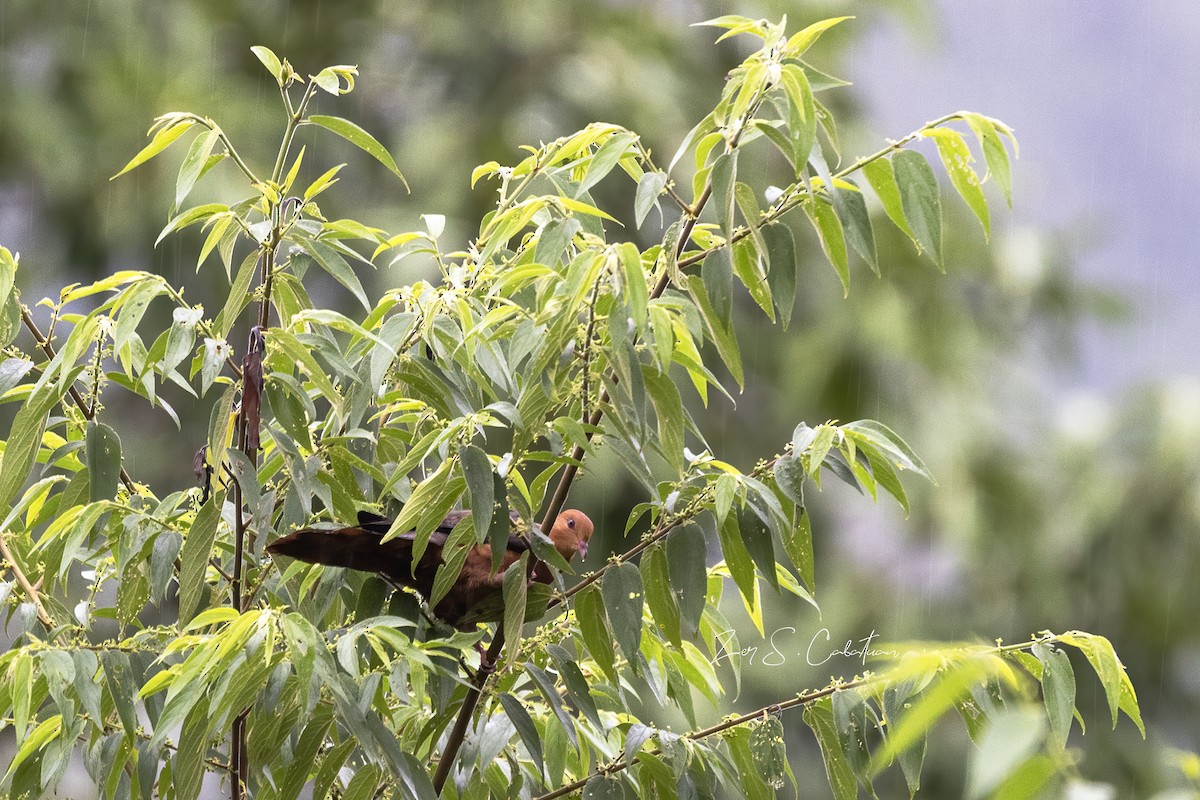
266,508,593,628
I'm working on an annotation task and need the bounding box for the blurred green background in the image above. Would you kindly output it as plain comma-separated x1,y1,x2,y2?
2,1,1197,796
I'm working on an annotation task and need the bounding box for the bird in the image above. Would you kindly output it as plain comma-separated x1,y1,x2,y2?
266,508,593,629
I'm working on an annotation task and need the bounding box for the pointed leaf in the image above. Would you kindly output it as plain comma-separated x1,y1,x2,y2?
806,197,849,296
602,562,644,665
112,119,195,179
85,421,122,502
931,129,990,238
308,115,409,189
892,150,943,266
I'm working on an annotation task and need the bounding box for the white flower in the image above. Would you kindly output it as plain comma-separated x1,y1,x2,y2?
422,213,446,239
173,306,203,328
497,452,513,479
204,337,229,360
764,185,785,205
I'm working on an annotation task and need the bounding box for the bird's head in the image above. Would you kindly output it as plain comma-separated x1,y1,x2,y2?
551,509,594,563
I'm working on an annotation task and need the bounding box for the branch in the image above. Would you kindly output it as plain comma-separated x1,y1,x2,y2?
173,114,263,186
676,113,969,271
0,533,56,629
21,305,137,494
532,677,870,800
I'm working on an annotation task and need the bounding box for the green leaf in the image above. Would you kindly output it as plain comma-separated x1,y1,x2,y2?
642,364,684,473
85,421,122,502
737,503,778,593
342,764,382,800
111,278,163,354
684,274,743,389
963,112,1014,207
710,153,736,242
101,651,139,741
502,555,529,667
178,491,223,623
602,562,644,666
578,130,636,196
779,64,816,170
175,128,220,209
295,237,371,311
882,682,926,798
634,171,668,229
173,704,207,800
575,584,617,682
112,119,196,179
619,242,649,328
785,505,815,591
156,203,229,246
716,513,759,633
250,45,285,85
557,196,618,222
547,645,601,728
966,709,1046,800
308,114,409,189
525,662,578,749
732,238,774,321
842,419,932,481
1032,643,1076,748
4,714,62,781
0,358,33,397
0,386,56,512
763,223,797,329
750,715,788,790
931,128,990,238
214,250,259,338
832,181,878,274
785,16,853,56
891,150,943,266
642,545,681,647
1060,632,1144,736
461,445,495,544
804,697,859,800
806,197,849,296
429,517,475,608
499,694,544,777
833,689,875,785
862,157,915,244
702,246,733,321
667,523,708,638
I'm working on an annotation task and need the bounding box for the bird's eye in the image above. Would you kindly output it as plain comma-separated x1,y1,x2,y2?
567,518,575,529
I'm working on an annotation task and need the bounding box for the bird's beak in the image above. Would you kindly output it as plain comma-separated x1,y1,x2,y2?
577,540,588,560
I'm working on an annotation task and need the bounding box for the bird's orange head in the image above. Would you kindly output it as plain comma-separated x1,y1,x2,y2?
550,509,594,563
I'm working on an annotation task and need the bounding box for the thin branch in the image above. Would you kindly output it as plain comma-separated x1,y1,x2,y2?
0,534,56,629
21,305,136,494
675,112,968,271
532,629,1065,799
173,114,263,186
532,677,869,800
271,83,318,184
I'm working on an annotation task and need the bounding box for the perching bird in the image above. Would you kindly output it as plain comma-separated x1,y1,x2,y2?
266,509,593,628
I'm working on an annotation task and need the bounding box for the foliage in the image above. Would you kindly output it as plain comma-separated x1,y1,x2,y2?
0,14,1144,800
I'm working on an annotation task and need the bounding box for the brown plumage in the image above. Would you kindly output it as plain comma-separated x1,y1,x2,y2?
266,509,593,628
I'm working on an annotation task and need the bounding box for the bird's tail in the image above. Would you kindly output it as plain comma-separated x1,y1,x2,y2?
266,527,406,573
